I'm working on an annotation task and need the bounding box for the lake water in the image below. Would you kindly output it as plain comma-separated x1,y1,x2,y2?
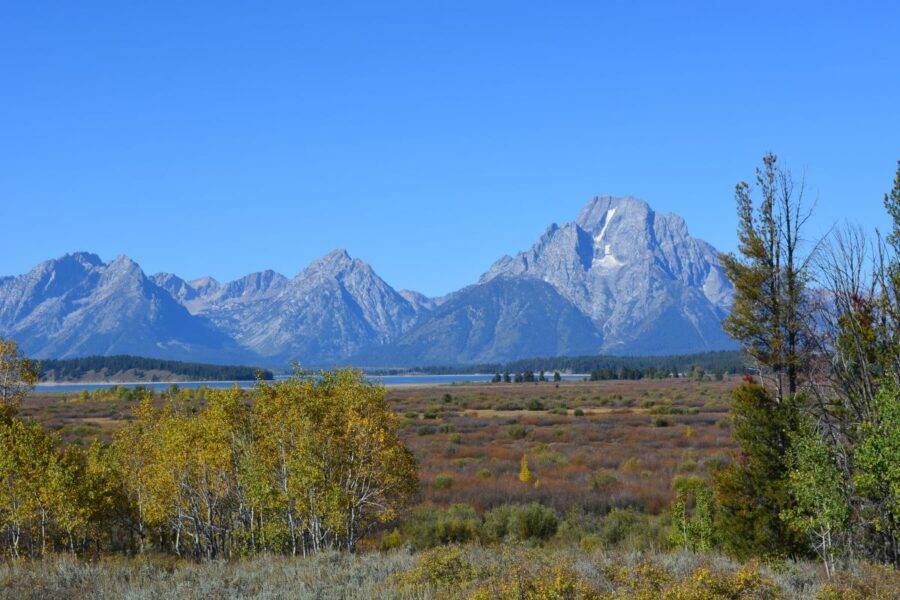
34,373,588,393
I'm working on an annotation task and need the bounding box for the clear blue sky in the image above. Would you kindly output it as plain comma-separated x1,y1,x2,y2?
1,2,897,296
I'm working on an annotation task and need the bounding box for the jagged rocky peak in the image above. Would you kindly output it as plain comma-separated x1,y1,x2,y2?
218,270,288,301
295,249,398,302
154,268,290,316
485,194,730,297
576,195,650,231
0,252,246,362
27,251,104,286
574,195,676,273
398,289,437,313
189,276,222,296
0,252,103,325
223,248,422,364
151,271,185,288
94,255,153,295
27,251,104,273
60,251,105,270
575,195,723,280
151,272,199,303
103,254,144,278
479,194,735,354
300,248,369,279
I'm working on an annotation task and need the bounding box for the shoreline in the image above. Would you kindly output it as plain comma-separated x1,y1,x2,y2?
33,373,590,391
36,379,260,387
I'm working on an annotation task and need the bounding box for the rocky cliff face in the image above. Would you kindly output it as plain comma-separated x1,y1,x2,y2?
0,253,248,362
479,196,734,354
216,249,421,364
152,250,422,364
1,196,736,366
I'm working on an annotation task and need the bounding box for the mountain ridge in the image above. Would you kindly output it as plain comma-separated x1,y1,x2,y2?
0,252,251,363
1,196,737,365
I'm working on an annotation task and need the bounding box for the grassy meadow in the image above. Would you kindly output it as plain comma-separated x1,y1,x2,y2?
23,378,736,516
9,377,897,598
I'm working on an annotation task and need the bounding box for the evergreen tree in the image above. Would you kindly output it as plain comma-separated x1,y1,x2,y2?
714,383,805,559
720,154,812,400
715,155,813,558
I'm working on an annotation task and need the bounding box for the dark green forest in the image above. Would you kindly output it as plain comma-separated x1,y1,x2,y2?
38,355,274,382
376,350,746,379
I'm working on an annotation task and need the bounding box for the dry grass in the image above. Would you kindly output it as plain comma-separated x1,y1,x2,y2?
11,379,899,598
1,544,895,599
393,378,737,513
23,378,738,512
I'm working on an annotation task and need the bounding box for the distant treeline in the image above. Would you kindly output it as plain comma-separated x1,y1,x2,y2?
373,350,747,379
38,355,274,382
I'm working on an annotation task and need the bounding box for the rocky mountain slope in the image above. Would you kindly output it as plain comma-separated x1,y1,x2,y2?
213,249,420,364
352,277,604,365
479,196,734,354
153,249,420,364
0,253,248,362
1,196,736,365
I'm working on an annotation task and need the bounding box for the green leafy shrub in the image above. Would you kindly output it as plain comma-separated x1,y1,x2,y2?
507,424,528,439
676,459,698,473
597,509,665,550
434,474,454,489
579,533,603,552
669,475,715,552
590,469,619,492
401,504,481,550
532,448,567,467
379,528,403,550
482,503,558,543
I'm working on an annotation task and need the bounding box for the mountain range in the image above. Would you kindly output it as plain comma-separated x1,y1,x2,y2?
0,196,737,367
